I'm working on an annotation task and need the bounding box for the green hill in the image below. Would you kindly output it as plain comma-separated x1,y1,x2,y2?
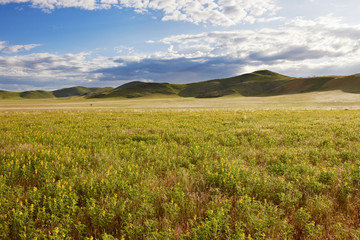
92,82,185,98
177,71,360,97
0,87,113,100
178,70,292,98
322,74,360,93
20,90,55,99
91,70,293,99
52,86,113,98
0,90,20,99
271,74,360,95
1,70,360,99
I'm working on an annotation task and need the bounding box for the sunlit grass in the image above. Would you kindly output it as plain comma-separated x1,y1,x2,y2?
1,90,360,111
0,109,360,239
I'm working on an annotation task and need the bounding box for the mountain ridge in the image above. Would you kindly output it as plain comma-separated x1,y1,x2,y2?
1,70,360,99
0,86,113,99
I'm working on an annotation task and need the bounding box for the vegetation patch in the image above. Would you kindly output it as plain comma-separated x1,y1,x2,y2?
0,110,360,239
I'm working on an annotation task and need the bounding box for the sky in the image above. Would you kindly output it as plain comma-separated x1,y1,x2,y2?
0,0,360,91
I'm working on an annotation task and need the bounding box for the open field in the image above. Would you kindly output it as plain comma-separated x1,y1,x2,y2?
0,90,360,111
1,93,360,239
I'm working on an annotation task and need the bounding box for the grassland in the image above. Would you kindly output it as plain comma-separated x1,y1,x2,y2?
1,94,360,239
1,90,360,111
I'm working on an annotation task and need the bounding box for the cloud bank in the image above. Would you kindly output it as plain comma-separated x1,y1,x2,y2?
0,0,279,26
155,15,360,60
93,15,360,82
0,41,40,54
1,15,360,91
0,52,121,90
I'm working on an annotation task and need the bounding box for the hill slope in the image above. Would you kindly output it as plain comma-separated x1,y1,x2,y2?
52,86,113,98
91,82,186,98
0,87,113,100
92,70,294,98
20,90,55,99
93,70,360,99
0,90,21,99
1,70,360,99
178,70,292,98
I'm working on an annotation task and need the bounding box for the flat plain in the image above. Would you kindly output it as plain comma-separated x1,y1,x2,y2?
1,90,360,111
1,91,360,239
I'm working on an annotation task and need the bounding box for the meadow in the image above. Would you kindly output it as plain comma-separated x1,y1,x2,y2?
1,101,360,239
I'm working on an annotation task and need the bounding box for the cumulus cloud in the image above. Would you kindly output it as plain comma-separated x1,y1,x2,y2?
153,15,360,61
0,52,123,90
92,15,360,82
0,42,6,53
0,41,40,54
0,0,279,26
2,15,360,90
125,0,279,25
94,57,242,83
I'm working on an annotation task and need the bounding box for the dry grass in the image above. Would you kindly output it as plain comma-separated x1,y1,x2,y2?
0,90,359,112
1,91,360,239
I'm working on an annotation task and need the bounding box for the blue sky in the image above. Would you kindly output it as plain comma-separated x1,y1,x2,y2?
0,0,359,91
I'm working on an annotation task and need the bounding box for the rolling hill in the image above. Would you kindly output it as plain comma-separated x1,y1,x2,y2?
91,70,360,98
52,86,113,98
92,82,186,98
1,70,360,99
177,70,291,98
0,86,113,99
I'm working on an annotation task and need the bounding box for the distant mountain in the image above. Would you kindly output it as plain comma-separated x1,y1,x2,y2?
177,70,291,98
19,90,55,99
92,70,360,98
1,70,360,99
92,82,185,98
0,90,21,99
0,87,113,99
52,86,113,98
90,70,293,99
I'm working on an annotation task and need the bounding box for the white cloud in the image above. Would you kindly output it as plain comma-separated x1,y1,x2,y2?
114,46,135,55
150,15,360,62
0,52,123,90
0,0,27,3
93,15,360,82
2,15,360,90
0,41,6,52
0,0,280,26
120,0,280,25
0,42,40,54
